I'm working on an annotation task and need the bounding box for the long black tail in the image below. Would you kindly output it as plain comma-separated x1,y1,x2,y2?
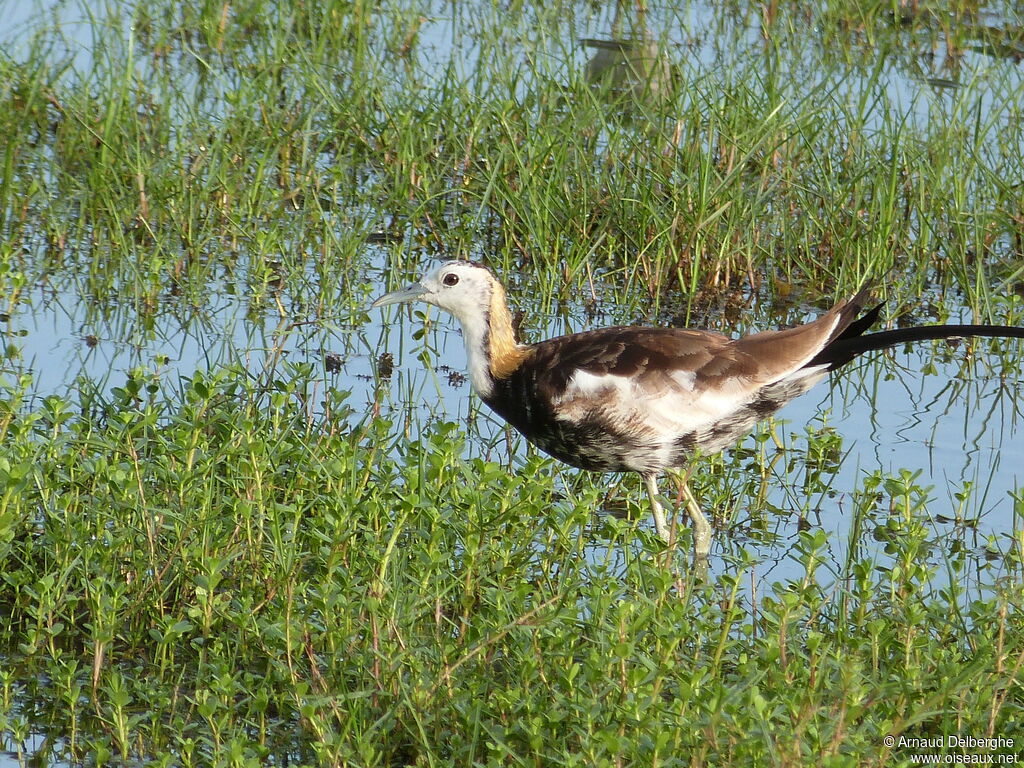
811,319,1024,371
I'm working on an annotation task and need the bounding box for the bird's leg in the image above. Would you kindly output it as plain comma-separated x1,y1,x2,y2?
646,469,712,561
679,480,712,560
642,471,713,561
642,472,673,545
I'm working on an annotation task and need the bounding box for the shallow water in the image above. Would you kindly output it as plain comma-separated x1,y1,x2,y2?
375,300,1023,582
3,1,1024,762
2,0,1022,575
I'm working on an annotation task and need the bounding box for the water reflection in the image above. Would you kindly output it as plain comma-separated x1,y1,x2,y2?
4,247,1021,594
583,36,672,103
893,4,1024,64
581,2,672,108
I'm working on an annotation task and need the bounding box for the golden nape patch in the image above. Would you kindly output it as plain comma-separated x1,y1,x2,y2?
487,281,531,379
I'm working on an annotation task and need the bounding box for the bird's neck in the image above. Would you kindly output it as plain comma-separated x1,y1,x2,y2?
460,281,529,398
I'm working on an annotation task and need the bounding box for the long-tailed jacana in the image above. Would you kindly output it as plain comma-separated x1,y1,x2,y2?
372,261,1024,558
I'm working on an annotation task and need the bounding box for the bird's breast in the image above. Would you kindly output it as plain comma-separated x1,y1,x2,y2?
482,370,683,473
481,363,829,474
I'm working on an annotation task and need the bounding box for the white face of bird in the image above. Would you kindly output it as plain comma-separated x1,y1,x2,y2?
370,261,495,327
372,261,523,397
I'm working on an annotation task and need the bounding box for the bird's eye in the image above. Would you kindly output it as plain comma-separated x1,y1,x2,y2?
442,273,459,287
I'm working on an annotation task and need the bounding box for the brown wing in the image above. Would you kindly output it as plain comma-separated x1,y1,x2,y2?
531,326,730,397
485,292,875,470
531,290,872,403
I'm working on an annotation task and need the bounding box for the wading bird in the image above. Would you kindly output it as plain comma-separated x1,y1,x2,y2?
372,261,1024,559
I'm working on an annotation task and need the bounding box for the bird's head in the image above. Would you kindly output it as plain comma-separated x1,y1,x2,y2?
371,260,527,390
371,261,498,326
